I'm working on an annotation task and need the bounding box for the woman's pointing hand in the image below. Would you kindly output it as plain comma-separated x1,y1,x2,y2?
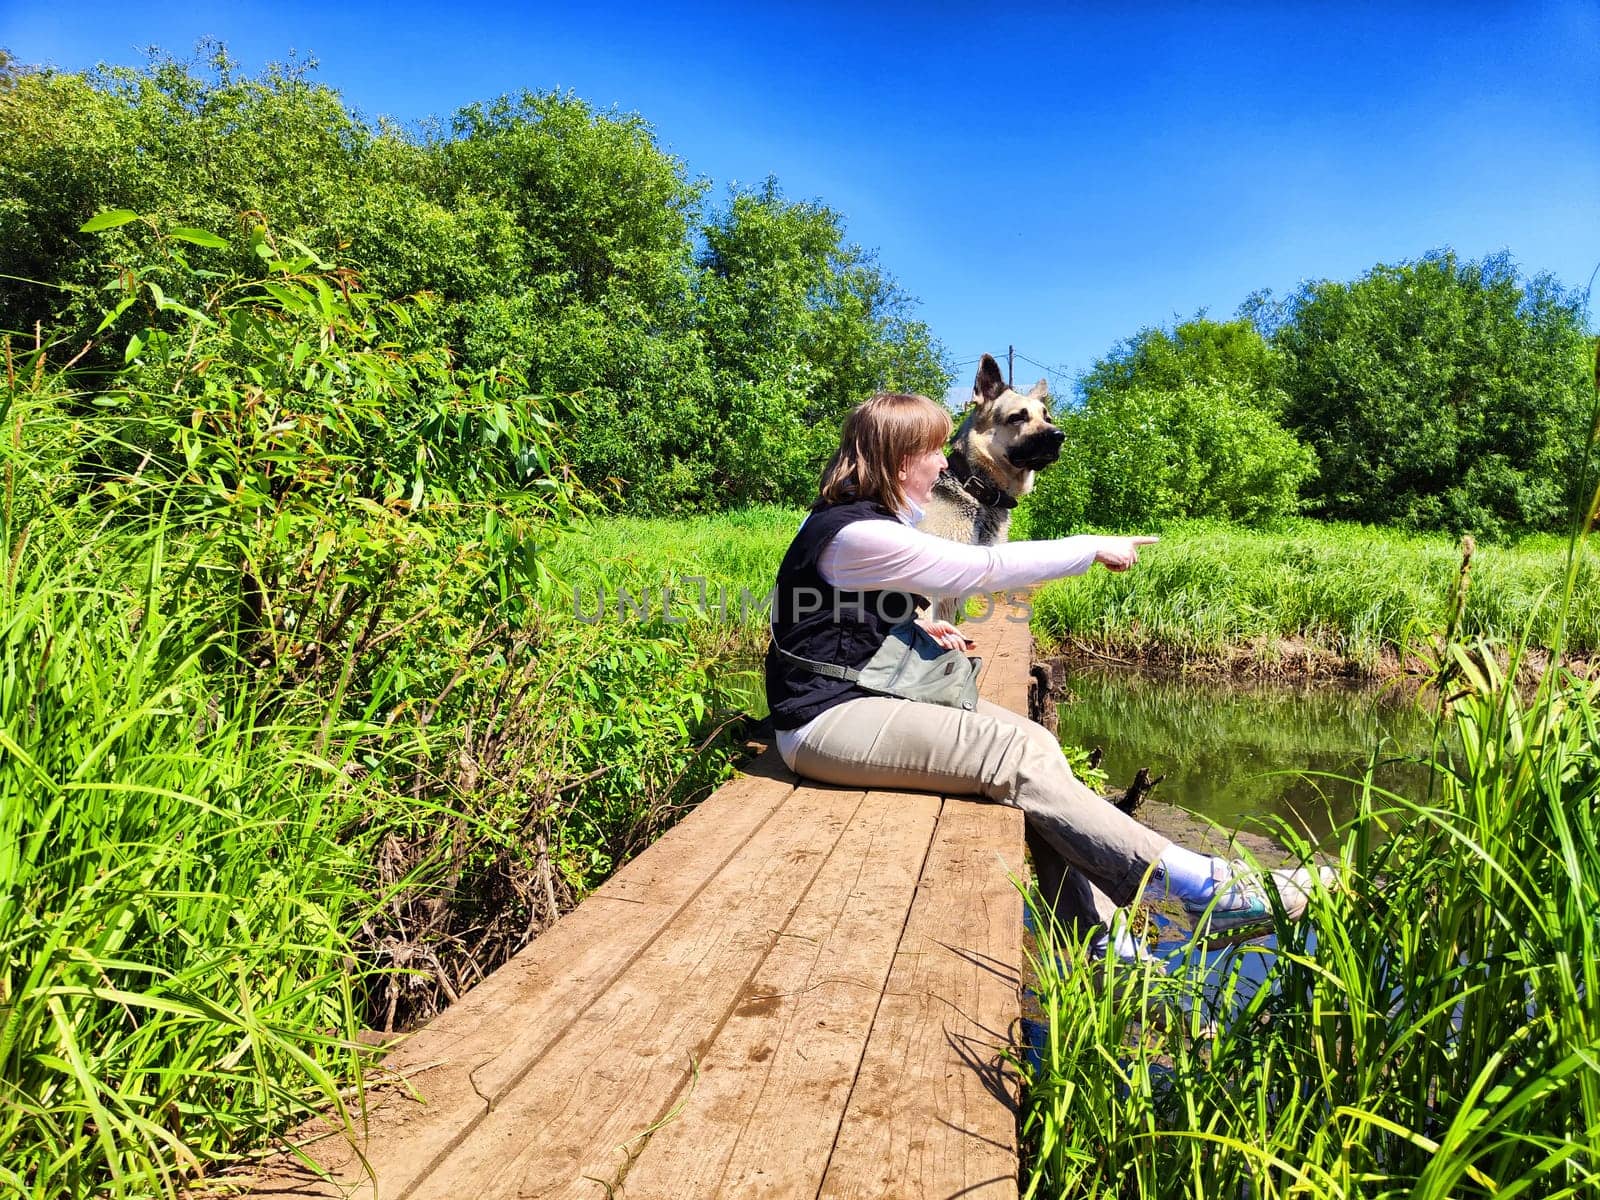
1093,536,1159,572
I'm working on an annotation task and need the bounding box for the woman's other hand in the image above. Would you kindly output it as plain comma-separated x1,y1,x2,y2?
917,618,975,651
1093,536,1159,572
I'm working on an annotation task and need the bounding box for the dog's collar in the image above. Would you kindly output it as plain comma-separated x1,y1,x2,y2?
940,466,1017,510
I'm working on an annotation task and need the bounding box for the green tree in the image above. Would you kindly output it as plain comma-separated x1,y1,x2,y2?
1,49,950,515
435,91,717,512
1026,315,1311,532
1029,378,1316,532
1275,250,1591,538
0,46,530,347
441,91,705,314
1078,315,1286,410
695,179,949,506
0,45,470,350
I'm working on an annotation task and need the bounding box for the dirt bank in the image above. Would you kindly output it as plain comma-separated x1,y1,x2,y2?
1035,633,1595,691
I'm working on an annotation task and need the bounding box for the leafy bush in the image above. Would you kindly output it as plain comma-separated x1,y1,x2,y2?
1023,317,1311,534
0,220,754,1195
1275,250,1592,538
1028,378,1316,533
1077,316,1286,408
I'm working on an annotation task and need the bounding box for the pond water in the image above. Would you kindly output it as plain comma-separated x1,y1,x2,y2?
1053,664,1443,846
1046,665,1450,1021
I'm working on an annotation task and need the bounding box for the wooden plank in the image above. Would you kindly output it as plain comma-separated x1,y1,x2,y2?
818,798,1026,1200
617,790,943,1199
971,595,1033,713
408,784,871,1200
244,755,799,1199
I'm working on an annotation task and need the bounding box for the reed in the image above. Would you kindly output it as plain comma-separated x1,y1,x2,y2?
0,509,386,1195
1019,431,1600,1195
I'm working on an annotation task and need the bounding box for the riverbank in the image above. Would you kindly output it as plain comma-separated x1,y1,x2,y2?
1029,518,1598,670
1035,656,1444,851
1018,637,1600,1198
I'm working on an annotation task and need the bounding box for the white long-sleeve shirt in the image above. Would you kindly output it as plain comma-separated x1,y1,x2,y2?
774,503,1125,765
819,517,1115,598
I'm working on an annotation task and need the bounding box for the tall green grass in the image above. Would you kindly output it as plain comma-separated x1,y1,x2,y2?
543,509,1600,670
549,505,797,588
1030,519,1600,667
0,501,755,1195
540,505,796,692
0,510,386,1195
1,329,754,1195
1019,473,1600,1196
1022,644,1599,1196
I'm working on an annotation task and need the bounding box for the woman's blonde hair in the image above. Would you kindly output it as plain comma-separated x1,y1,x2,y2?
815,392,952,512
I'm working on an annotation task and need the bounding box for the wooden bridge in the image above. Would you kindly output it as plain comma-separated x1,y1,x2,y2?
246,605,1035,1199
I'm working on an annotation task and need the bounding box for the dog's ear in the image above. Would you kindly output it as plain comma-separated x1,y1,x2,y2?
1026,378,1049,401
972,354,1008,405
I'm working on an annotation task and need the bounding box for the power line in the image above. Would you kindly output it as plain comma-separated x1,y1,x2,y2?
948,349,1079,401
1013,349,1068,375
1008,349,1077,401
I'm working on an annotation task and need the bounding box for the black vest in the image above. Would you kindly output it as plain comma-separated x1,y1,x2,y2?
764,500,927,730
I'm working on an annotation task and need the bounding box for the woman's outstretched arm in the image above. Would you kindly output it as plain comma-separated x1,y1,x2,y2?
818,520,1156,594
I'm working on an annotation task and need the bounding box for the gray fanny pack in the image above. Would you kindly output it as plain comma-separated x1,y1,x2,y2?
775,619,981,711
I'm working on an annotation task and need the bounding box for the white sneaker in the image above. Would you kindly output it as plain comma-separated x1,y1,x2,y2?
1183,858,1337,936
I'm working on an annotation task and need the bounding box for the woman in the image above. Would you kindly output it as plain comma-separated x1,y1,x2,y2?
765,392,1331,960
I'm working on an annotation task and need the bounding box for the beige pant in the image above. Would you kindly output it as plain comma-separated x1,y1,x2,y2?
787,696,1171,929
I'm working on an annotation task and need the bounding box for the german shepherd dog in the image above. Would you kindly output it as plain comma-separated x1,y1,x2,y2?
920,354,1065,623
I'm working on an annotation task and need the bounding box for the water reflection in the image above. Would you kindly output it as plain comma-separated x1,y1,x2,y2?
1055,665,1442,843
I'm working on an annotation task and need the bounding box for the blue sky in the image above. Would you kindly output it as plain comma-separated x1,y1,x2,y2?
6,1,1597,402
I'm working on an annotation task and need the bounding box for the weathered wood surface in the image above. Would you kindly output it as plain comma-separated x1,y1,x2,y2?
818,799,1024,1200
243,761,803,1198
416,784,872,1199
243,600,1034,1200
611,789,941,1198
973,605,1033,716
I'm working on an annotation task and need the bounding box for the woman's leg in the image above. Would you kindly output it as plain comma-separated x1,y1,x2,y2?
789,696,1170,908
1027,824,1117,930
968,700,1121,936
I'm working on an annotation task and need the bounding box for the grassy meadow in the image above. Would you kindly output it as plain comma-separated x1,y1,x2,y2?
547,508,1600,672
1026,519,1600,669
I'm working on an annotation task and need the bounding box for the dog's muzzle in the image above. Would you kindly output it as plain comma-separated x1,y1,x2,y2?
1008,427,1066,470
